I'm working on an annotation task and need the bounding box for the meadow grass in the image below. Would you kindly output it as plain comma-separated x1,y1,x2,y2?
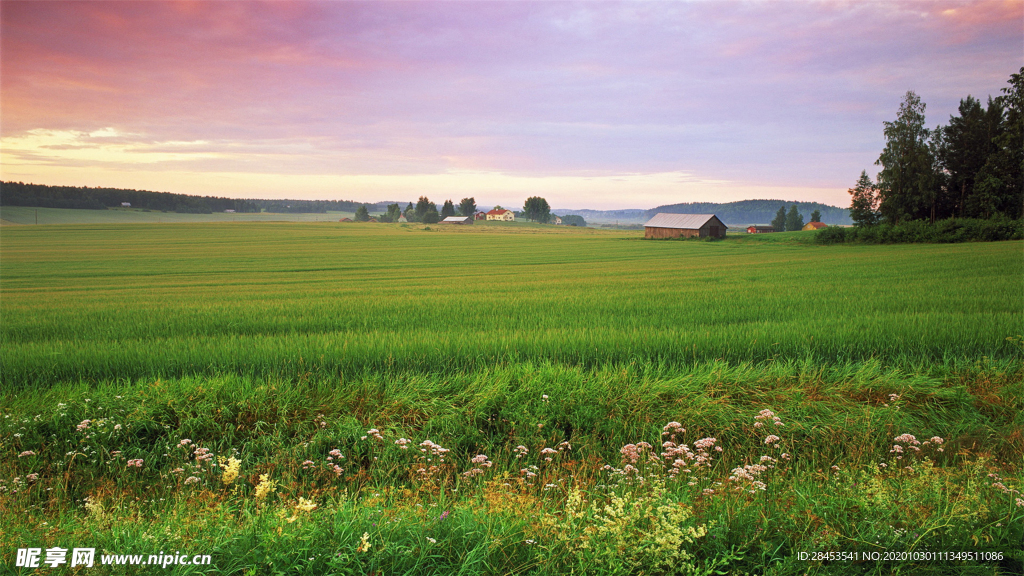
1,222,1022,574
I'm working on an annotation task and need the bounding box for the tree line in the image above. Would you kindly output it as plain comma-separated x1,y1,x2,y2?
849,67,1022,227
0,181,399,214
649,200,850,225
770,205,822,231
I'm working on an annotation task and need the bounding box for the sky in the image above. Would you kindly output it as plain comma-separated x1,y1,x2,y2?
1,1,1020,210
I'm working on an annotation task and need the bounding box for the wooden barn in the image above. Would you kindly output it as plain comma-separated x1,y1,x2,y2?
442,216,472,225
643,213,728,239
747,225,774,234
802,221,828,231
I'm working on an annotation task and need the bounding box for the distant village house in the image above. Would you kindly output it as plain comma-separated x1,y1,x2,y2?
486,208,515,221
747,225,774,234
121,202,131,207
442,216,472,225
802,222,828,231
643,213,727,239
474,211,487,220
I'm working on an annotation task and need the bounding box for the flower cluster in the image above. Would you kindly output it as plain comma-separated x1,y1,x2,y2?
415,439,450,480
463,454,493,477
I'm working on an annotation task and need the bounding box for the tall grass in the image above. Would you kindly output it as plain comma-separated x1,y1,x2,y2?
2,223,1020,387
1,223,1021,574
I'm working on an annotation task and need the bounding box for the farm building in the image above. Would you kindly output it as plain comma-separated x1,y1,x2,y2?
442,216,472,225
474,211,487,220
339,217,353,222
643,213,727,239
802,221,828,231
486,209,515,221
398,214,408,223
746,225,774,234
552,215,563,225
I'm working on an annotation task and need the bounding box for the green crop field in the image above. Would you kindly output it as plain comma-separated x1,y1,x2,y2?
2,222,1022,575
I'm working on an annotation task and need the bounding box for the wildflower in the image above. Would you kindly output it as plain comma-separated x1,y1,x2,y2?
302,460,316,470
393,439,410,450
179,439,192,447
255,474,277,499
357,532,371,553
185,476,200,485
127,459,144,468
286,497,317,523
541,394,549,402
18,451,35,458
194,447,214,463
514,445,528,458
27,473,39,482
113,424,122,431
333,465,344,476
365,429,384,441
764,435,780,445
76,420,91,432
426,537,436,544
439,510,449,521
218,456,241,484
84,496,104,518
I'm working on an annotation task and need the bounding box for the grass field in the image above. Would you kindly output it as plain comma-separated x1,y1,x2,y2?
1,221,1022,575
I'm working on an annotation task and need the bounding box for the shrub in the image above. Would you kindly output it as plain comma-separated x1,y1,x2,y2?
815,218,1023,244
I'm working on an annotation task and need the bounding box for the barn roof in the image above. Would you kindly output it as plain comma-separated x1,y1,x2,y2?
643,213,726,230
442,216,471,223
487,208,512,215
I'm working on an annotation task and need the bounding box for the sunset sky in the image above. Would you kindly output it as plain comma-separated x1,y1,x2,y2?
1,1,1020,210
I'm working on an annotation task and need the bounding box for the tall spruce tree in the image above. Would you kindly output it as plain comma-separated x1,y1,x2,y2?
810,209,821,222
849,171,880,227
458,197,476,217
771,206,787,231
441,199,456,219
785,205,804,231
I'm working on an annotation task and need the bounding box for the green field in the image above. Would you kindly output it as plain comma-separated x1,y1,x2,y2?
1,222,1022,575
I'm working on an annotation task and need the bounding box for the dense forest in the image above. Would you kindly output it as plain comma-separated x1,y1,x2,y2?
0,182,395,214
647,199,851,225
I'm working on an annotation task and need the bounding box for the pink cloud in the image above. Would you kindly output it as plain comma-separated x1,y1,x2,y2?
1,0,1019,203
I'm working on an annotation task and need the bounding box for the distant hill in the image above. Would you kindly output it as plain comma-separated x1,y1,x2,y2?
0,181,397,214
550,208,649,224
647,200,851,225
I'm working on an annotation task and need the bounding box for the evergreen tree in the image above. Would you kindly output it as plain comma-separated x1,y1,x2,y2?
422,206,440,224
354,205,370,222
933,95,993,219
810,209,821,222
458,197,476,217
771,206,787,231
404,202,416,221
972,66,1023,219
441,199,456,219
785,205,804,231
848,170,880,227
415,197,435,221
